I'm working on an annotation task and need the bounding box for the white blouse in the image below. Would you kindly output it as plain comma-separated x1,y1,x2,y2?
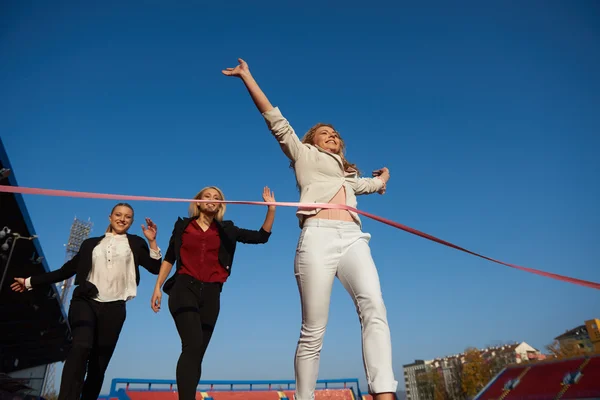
24,233,161,302
88,233,161,302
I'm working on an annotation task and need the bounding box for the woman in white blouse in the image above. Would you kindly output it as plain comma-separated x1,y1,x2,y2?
11,202,162,400
223,59,397,400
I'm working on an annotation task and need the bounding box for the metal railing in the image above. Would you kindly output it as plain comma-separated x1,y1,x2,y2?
103,377,364,399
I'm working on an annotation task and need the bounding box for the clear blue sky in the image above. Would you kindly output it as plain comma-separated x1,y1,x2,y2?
2,0,599,394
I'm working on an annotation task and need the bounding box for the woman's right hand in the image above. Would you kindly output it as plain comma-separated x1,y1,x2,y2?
222,58,273,114
151,287,162,313
11,277,26,293
221,58,251,79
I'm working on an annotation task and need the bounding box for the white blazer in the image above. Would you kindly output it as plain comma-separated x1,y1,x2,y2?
262,107,384,228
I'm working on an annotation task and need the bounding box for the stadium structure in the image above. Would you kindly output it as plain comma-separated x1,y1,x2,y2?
474,354,600,400
0,138,72,397
94,353,600,400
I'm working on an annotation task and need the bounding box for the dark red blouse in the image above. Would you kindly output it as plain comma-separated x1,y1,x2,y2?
178,219,229,283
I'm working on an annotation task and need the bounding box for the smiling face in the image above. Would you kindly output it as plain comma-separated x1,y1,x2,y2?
108,205,134,235
189,186,227,220
297,123,359,176
312,125,341,154
197,188,222,215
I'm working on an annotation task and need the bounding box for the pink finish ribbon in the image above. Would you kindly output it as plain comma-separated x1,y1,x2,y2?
1,184,598,290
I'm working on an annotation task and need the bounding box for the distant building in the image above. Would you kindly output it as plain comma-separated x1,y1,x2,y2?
403,342,543,400
555,319,600,354
481,341,545,364
402,360,432,400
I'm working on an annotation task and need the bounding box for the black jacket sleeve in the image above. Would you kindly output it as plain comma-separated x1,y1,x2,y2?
135,236,162,275
234,225,272,244
30,249,80,287
163,219,180,265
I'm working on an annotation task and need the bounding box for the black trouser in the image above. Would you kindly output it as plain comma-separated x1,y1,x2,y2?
58,296,126,400
168,274,221,400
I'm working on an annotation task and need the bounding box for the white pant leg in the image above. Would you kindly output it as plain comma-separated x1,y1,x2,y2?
337,229,398,395
293,222,340,400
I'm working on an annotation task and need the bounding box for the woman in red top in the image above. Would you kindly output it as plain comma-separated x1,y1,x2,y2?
151,186,276,400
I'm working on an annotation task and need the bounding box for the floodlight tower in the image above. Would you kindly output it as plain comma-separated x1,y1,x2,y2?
41,217,93,398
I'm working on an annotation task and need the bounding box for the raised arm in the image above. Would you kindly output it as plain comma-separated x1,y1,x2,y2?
222,58,273,113
139,218,162,274
234,186,276,244
260,186,276,233
222,58,307,162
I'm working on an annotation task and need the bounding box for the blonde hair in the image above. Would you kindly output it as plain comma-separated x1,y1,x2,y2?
106,203,134,233
188,186,226,221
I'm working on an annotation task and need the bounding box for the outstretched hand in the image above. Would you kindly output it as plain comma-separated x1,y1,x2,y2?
262,186,276,210
222,58,250,79
141,218,157,241
11,277,26,293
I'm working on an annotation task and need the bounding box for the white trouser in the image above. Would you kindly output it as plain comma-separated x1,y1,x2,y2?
293,219,398,399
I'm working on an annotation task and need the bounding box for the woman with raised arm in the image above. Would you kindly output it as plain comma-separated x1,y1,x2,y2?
11,203,162,400
223,59,397,400
150,186,276,400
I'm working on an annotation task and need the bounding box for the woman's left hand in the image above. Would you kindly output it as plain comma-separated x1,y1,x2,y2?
373,167,390,194
142,218,158,241
262,186,276,209
372,167,390,180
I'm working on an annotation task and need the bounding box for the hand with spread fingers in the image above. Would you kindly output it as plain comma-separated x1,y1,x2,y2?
141,217,158,242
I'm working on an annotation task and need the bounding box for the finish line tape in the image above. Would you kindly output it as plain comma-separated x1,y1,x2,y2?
1,184,598,290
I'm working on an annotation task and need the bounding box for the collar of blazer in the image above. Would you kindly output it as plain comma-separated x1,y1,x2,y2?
312,143,345,170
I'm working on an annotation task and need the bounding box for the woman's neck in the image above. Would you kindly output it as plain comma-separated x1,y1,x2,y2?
196,213,214,228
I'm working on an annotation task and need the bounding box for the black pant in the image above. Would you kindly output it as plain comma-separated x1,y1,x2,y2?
168,274,221,400
58,296,126,400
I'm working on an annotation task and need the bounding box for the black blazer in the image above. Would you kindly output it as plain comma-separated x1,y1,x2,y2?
30,234,162,298
162,217,271,294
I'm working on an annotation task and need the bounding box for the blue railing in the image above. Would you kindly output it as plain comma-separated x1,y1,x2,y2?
102,377,364,399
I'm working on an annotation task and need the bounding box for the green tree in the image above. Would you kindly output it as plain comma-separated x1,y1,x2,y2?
461,348,491,397
416,367,450,400
431,370,449,400
488,351,515,377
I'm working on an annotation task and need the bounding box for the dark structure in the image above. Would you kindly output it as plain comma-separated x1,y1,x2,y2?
0,138,71,374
